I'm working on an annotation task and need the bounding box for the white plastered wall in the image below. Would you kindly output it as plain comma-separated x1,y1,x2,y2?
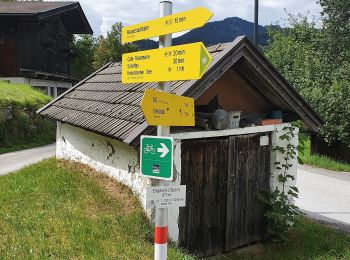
56,122,298,244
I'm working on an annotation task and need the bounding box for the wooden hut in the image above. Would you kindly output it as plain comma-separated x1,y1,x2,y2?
0,1,92,97
38,36,322,257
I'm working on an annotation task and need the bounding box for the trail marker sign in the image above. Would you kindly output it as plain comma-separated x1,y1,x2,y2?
140,135,173,180
141,89,194,126
146,185,186,209
122,42,212,83
122,7,213,44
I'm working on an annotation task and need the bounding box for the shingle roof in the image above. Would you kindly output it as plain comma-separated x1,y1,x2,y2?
38,36,323,146
0,1,74,14
0,1,92,34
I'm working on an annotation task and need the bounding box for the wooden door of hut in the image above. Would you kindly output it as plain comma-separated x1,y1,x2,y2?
179,132,271,257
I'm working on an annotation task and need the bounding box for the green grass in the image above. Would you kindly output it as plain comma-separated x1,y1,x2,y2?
299,134,350,172
0,81,51,107
0,158,191,259
217,217,350,260
0,137,55,154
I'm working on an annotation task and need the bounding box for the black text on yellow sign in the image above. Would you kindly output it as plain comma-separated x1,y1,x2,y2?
140,89,195,126
121,7,213,44
122,42,212,83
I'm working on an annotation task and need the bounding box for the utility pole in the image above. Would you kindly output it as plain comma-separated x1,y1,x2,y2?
155,2,172,259
254,0,259,46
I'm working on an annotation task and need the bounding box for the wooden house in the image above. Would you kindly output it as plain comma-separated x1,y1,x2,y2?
38,36,322,257
0,1,92,97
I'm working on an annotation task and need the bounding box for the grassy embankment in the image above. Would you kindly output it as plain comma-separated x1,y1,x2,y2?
299,133,350,172
1,158,349,259
0,81,55,154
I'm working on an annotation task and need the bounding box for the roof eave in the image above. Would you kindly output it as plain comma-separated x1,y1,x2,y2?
241,38,324,130
38,3,93,34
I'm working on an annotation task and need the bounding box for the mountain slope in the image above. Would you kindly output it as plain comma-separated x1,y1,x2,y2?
134,17,269,50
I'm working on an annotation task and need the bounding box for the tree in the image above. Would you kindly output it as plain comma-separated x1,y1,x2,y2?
70,35,96,81
265,12,350,145
319,0,350,67
93,22,138,70
264,15,329,107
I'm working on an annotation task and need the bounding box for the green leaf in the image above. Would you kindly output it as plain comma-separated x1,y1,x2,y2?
286,174,295,180
290,186,299,193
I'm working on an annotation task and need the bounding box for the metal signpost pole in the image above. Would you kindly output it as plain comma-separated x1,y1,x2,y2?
155,2,172,260
254,0,259,46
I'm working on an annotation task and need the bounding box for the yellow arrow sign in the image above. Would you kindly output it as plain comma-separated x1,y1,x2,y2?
122,42,212,83
141,89,195,126
122,7,213,44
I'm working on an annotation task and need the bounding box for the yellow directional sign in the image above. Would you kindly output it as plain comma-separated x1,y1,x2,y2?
122,42,212,83
141,89,194,126
122,7,213,44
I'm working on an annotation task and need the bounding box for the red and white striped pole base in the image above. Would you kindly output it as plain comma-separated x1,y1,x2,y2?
155,207,168,260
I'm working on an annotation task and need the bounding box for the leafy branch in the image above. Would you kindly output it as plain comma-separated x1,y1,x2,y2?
259,126,300,243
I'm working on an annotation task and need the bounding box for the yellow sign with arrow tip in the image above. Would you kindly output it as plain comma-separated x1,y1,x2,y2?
122,7,213,44
122,42,212,83
140,89,194,126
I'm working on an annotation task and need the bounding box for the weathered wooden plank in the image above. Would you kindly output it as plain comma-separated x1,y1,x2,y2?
226,133,271,250
179,138,228,257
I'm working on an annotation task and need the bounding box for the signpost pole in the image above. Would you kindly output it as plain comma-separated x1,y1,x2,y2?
155,2,172,260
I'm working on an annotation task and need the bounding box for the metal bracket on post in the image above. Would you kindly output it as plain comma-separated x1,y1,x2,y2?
155,1,172,260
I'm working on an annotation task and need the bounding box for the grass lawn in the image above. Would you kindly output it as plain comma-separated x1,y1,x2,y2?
0,81,51,107
218,217,350,260
0,158,190,259
1,158,349,259
299,134,350,172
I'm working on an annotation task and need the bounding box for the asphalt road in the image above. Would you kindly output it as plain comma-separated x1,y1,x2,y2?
0,143,56,176
296,165,350,232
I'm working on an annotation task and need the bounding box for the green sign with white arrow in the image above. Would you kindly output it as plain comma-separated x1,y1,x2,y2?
140,135,173,180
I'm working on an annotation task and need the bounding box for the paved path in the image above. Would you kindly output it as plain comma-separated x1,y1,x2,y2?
296,165,350,232
0,144,56,176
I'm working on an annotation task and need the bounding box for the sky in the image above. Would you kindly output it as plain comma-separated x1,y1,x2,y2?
58,0,322,36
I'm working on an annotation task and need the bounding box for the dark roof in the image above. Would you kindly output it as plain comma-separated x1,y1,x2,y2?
0,1,92,34
38,36,323,146
0,1,73,14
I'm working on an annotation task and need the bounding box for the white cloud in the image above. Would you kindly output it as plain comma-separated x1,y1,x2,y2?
49,0,322,36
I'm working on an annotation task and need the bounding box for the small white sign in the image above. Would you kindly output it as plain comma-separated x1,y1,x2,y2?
260,135,270,146
146,185,186,209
